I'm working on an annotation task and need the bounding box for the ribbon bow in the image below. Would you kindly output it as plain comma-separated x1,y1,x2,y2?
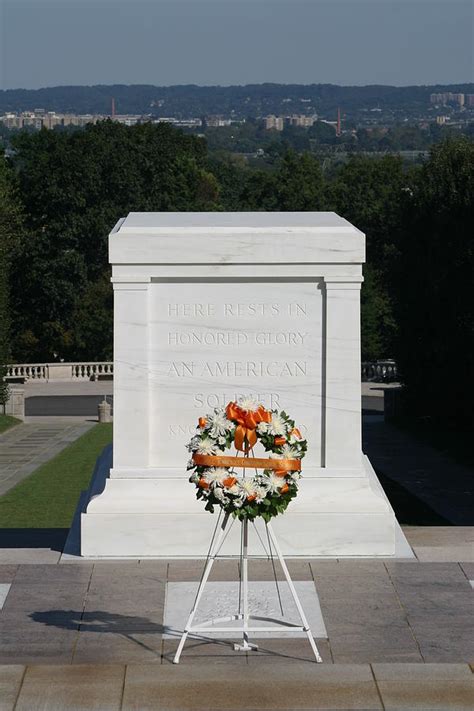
225,401,272,452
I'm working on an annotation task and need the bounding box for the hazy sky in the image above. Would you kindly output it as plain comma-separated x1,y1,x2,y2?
1,0,472,90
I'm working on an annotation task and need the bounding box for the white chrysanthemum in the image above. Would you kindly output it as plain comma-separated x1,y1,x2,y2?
186,435,201,453
204,467,229,486
256,421,270,435
214,487,229,504
254,485,269,503
238,478,257,497
218,436,226,445
266,472,285,493
237,395,260,412
208,410,234,438
186,459,195,470
196,438,219,455
268,413,287,436
269,452,283,460
288,471,302,483
280,444,301,459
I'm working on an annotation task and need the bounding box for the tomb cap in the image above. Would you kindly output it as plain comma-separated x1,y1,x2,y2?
109,211,365,264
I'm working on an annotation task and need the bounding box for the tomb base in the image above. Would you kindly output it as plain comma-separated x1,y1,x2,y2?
80,449,413,558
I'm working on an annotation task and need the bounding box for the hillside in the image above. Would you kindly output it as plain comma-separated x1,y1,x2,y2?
1,82,473,117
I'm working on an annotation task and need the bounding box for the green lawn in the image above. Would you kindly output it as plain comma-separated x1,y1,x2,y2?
0,423,113,528
0,414,21,434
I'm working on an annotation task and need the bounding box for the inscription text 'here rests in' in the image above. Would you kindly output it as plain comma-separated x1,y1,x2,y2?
149,282,323,468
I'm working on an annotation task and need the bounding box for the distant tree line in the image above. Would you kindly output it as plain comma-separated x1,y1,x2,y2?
0,121,473,429
1,82,473,117
203,119,472,156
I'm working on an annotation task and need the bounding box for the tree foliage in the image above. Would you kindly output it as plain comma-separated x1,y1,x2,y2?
0,157,23,406
9,121,219,361
3,122,474,434
395,137,474,428
325,155,411,358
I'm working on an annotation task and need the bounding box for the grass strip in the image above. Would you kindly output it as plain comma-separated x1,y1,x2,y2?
0,415,22,434
0,423,113,528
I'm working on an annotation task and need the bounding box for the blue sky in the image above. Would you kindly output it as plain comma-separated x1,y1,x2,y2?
1,0,472,89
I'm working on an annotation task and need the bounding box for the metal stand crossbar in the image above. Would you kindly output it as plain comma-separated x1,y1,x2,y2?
173,514,322,663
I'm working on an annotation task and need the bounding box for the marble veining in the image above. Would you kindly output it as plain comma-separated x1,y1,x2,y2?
80,212,411,558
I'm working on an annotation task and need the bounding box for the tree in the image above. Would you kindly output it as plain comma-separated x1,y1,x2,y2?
275,151,325,211
0,156,24,408
237,170,280,211
326,155,411,358
395,137,474,428
10,121,220,361
71,273,113,361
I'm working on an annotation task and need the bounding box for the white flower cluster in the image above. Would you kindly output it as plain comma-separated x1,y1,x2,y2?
186,407,235,459
256,412,290,437
192,467,298,511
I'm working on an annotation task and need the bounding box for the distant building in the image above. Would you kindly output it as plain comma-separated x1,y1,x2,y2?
287,114,316,128
110,115,144,126
154,117,202,128
264,115,284,131
466,94,474,107
0,110,104,129
206,116,232,127
0,109,152,130
430,92,465,107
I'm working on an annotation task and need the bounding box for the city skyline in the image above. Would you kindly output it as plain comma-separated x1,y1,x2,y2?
1,0,472,91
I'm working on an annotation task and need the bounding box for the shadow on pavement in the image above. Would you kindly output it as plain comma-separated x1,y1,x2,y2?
0,528,68,551
375,473,452,526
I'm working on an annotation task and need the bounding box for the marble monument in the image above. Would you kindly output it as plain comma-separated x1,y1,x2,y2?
81,212,411,557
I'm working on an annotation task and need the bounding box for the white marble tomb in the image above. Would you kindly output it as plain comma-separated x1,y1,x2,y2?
81,212,412,557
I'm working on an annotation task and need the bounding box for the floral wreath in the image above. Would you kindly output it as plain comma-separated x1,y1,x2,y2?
186,396,307,522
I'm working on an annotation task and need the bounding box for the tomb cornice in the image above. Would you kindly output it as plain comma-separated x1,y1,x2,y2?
109,212,366,266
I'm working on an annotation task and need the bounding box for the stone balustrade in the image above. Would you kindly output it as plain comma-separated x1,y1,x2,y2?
5,364,48,381
6,362,114,382
6,360,395,383
361,360,398,382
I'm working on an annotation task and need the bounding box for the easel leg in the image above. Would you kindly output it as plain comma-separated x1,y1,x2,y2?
266,522,323,663
173,513,230,664
233,517,258,652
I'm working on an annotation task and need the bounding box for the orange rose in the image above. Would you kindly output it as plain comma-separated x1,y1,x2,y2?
197,478,209,489
223,476,237,488
274,436,286,446
280,483,289,494
290,428,302,439
198,417,207,428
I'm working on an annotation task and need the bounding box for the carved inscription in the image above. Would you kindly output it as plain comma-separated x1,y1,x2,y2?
150,284,322,466
166,302,309,381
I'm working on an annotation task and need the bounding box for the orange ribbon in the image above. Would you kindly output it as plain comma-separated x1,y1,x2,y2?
192,453,301,472
225,402,272,452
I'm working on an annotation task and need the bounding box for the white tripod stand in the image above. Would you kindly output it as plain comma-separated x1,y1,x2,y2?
173,512,322,663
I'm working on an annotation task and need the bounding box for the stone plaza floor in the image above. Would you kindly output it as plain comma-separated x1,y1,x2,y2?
0,552,473,709
1,386,473,708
